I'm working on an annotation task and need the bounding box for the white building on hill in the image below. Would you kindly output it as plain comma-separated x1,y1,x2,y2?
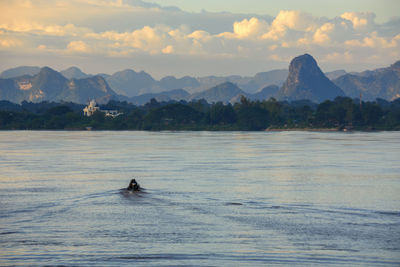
83,100,122,118
83,100,100,116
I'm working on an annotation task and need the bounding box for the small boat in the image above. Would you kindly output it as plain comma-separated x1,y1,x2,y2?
127,179,141,192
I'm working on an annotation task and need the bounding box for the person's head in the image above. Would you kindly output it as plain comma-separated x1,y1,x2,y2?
131,179,137,184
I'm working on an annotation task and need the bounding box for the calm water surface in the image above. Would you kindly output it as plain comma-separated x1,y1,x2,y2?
0,131,399,266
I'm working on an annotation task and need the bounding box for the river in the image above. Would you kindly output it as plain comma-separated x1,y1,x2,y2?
0,131,399,266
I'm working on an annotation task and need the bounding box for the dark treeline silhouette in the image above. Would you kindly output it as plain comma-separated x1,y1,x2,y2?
1,97,400,131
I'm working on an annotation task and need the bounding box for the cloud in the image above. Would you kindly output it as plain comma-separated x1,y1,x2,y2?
129,26,164,52
272,10,315,31
0,1,399,76
323,51,354,63
313,23,335,44
340,12,376,30
162,45,174,54
262,10,316,40
0,38,21,48
0,21,91,37
231,18,269,39
188,30,211,41
345,32,400,48
0,29,22,48
67,40,90,53
37,44,47,50
86,25,180,54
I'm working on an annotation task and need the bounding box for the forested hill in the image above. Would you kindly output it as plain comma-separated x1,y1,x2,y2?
1,97,399,131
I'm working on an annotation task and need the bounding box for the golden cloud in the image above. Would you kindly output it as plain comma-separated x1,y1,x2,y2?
67,40,90,53
340,12,375,30
232,18,269,39
0,2,397,68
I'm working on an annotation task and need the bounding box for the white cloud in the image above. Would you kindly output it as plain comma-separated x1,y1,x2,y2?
188,30,211,41
345,32,399,48
232,18,269,39
37,44,47,50
313,23,335,44
323,51,354,63
0,38,21,48
340,12,376,30
129,26,164,52
0,22,91,37
67,40,90,53
162,45,174,54
86,25,179,54
273,10,315,31
262,10,316,40
0,29,22,48
0,1,399,76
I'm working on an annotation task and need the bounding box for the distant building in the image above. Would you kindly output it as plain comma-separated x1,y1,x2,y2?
103,109,121,118
83,100,122,118
83,100,100,116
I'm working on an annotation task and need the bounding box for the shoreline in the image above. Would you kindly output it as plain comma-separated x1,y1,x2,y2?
0,128,390,132
265,128,340,132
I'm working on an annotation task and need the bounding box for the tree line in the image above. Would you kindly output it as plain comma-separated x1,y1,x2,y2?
0,97,400,131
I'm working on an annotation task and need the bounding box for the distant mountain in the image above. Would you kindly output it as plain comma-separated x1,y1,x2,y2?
96,73,110,79
30,67,69,101
61,67,90,79
333,61,400,101
0,67,69,103
105,69,157,97
277,54,345,102
103,69,286,97
129,89,190,105
0,66,40,79
128,83,278,105
62,76,116,104
0,67,117,104
191,82,246,103
242,70,288,93
194,75,242,94
0,78,21,102
249,85,279,101
325,70,346,80
158,76,200,91
194,70,287,94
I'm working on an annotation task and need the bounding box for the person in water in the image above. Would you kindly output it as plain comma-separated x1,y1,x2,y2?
127,179,140,191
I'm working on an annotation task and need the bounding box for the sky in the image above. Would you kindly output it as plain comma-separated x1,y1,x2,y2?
0,0,399,78
149,0,399,23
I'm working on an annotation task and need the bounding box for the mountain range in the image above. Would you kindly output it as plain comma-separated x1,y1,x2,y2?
0,66,41,79
1,54,399,105
333,61,400,101
0,67,116,104
0,66,288,97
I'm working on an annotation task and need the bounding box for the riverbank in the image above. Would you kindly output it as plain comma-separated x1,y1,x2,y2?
1,98,399,131
265,127,339,132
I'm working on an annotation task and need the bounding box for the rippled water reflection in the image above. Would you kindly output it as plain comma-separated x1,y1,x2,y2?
0,131,399,266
